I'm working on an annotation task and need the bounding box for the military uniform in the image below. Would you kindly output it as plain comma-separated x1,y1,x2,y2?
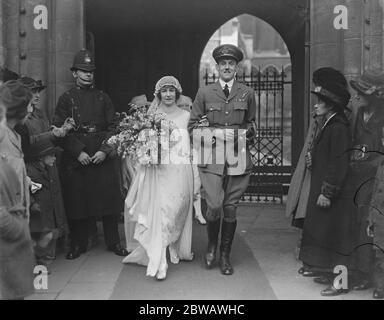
53,50,126,259
188,44,256,275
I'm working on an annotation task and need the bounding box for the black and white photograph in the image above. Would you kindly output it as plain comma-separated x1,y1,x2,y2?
1,0,384,306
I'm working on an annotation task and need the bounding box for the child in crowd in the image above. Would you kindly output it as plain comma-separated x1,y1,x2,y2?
26,140,66,267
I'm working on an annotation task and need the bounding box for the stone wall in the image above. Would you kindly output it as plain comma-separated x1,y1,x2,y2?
0,0,85,120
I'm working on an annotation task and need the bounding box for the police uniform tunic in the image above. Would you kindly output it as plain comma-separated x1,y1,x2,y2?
188,80,256,221
53,85,123,220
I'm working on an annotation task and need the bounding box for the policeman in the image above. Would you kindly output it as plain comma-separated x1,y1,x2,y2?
53,49,128,259
188,44,256,275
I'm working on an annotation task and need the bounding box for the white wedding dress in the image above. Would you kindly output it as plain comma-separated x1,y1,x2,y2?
122,108,194,277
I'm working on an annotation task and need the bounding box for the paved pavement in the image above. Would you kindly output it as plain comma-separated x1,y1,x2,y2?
27,204,377,300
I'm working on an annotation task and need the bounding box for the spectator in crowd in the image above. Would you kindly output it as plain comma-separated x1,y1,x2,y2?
0,80,32,217
53,49,128,259
26,140,67,267
348,70,384,292
287,68,349,259
367,163,384,299
0,67,19,85
14,76,70,261
0,86,35,300
298,70,353,296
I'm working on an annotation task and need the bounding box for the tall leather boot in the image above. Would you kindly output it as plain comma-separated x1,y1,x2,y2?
219,220,237,275
204,219,221,269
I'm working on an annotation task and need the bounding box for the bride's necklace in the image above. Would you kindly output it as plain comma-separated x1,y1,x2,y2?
159,105,179,116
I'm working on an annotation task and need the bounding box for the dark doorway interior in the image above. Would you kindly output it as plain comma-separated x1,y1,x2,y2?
85,0,308,166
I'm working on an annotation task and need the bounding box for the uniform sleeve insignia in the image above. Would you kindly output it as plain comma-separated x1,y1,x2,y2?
240,91,249,99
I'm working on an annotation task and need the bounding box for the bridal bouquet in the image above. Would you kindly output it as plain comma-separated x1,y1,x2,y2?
108,108,176,165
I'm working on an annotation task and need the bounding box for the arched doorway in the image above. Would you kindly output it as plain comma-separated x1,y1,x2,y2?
199,15,293,202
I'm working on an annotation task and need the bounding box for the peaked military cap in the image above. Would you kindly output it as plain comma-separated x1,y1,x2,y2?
212,44,244,63
71,49,96,72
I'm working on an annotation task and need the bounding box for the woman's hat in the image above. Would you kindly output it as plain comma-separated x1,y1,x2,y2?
177,95,193,111
311,67,351,110
0,67,19,83
349,69,384,99
27,139,58,160
19,76,46,92
154,76,182,96
0,80,32,119
312,67,348,89
129,95,151,107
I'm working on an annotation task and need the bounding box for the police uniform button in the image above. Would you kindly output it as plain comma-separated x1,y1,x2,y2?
210,108,213,111
225,123,228,126
225,111,229,115
225,101,229,104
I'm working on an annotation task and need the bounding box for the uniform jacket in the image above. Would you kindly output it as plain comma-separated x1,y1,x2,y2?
53,85,123,219
0,126,30,217
188,81,256,175
0,158,35,300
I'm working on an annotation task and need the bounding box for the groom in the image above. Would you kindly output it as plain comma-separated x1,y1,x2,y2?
189,44,256,275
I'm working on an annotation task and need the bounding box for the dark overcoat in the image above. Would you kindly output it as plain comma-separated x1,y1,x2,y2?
347,106,384,273
53,86,123,219
299,113,356,271
15,108,54,156
26,161,68,235
0,158,35,300
14,108,68,234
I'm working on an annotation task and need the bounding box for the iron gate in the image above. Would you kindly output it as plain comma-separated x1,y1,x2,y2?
204,67,292,203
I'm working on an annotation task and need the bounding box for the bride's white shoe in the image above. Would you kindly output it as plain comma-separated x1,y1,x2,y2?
169,245,180,264
156,247,168,280
193,197,206,225
156,262,168,280
194,213,207,225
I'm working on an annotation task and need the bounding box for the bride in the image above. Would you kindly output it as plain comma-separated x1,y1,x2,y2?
122,76,194,280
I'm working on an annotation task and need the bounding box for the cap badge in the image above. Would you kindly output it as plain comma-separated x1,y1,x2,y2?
85,55,91,64
314,86,322,93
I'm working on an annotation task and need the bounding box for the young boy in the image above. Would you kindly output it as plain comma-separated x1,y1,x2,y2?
26,140,65,266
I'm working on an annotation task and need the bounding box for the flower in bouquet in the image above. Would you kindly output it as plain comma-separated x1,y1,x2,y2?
107,109,177,165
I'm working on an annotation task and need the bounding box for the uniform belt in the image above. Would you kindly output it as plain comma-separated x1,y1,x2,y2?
213,125,245,130
78,125,105,133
